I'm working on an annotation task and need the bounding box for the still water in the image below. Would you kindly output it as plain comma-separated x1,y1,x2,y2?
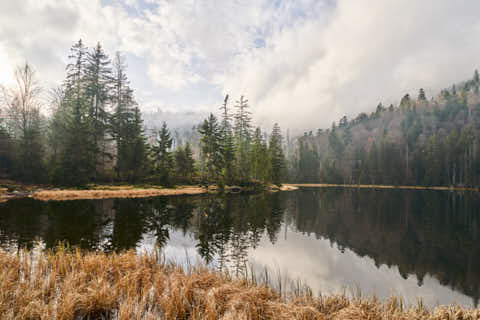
1,188,479,307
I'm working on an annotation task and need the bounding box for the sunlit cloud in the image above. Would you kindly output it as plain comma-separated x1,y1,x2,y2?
1,0,480,131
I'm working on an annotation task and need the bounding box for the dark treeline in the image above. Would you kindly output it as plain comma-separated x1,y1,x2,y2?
0,40,285,188
289,70,480,187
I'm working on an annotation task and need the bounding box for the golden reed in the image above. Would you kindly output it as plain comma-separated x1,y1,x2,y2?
0,248,479,319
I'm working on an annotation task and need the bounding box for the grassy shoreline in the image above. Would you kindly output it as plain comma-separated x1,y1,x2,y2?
286,183,480,192
1,248,478,319
0,180,299,202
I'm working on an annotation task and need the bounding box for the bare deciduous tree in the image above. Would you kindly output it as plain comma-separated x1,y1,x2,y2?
2,63,42,139
1,62,45,181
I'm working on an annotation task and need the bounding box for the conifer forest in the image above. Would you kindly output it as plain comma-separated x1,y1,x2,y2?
2,41,480,189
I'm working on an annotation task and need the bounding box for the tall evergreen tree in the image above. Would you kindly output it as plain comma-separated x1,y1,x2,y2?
153,122,174,185
85,42,112,178
473,69,479,94
418,88,427,101
234,96,252,183
175,141,195,182
199,114,222,183
269,123,285,186
110,52,146,181
57,39,94,186
250,127,270,182
219,94,235,184
400,93,411,112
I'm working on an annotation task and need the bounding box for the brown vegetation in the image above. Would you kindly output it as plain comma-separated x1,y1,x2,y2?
1,179,297,202
1,249,479,319
32,186,207,201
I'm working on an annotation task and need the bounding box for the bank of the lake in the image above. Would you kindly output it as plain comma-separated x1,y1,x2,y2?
286,183,480,192
1,248,479,320
0,180,298,202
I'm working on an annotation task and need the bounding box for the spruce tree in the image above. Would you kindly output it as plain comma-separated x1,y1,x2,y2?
125,107,149,182
473,69,479,94
218,94,235,184
57,39,94,186
153,122,174,185
234,96,252,183
199,114,222,183
85,42,112,178
174,141,195,183
269,123,285,186
110,52,146,182
400,94,411,112
250,127,270,182
418,88,427,101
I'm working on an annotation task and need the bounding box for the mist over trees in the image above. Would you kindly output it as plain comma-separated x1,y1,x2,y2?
288,70,480,187
0,40,286,188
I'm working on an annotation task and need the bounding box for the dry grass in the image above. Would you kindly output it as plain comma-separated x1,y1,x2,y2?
1,249,479,320
32,186,206,201
287,183,480,192
0,187,11,202
279,185,298,191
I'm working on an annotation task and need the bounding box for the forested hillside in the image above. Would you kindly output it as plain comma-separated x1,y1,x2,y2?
0,40,286,188
288,71,480,187
3,39,479,189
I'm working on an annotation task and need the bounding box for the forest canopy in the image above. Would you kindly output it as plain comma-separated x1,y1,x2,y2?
1,40,480,188
0,40,286,188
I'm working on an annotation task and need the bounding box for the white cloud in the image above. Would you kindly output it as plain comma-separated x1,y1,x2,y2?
224,0,480,131
1,0,480,130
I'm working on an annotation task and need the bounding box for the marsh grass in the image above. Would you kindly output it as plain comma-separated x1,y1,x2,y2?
1,248,479,320
32,186,206,201
287,183,480,192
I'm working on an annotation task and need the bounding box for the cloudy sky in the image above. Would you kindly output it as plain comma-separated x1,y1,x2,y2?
1,0,480,131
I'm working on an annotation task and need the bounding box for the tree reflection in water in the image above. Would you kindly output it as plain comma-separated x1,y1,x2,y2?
1,189,479,305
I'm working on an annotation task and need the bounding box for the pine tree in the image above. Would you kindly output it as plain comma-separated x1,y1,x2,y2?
251,127,270,182
183,141,195,181
418,88,427,101
473,69,479,94
56,39,94,186
269,123,285,186
85,42,112,179
175,141,195,183
400,94,411,112
153,122,174,185
234,95,252,141
110,52,146,182
199,113,222,183
219,94,235,184
234,96,252,183
124,107,149,182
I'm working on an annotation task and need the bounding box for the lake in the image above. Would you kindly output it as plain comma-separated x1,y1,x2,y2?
1,188,479,307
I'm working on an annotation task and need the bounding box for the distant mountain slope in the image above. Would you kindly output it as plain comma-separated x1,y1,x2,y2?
288,70,480,187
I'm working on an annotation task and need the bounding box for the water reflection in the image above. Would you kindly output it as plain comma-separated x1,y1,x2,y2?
0,189,479,306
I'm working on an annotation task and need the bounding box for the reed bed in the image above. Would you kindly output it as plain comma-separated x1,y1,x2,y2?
287,183,480,192
1,248,479,320
32,186,206,201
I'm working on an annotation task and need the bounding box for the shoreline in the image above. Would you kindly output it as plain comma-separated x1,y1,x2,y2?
3,180,479,202
32,185,207,201
0,182,299,202
286,183,480,192
1,248,477,319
